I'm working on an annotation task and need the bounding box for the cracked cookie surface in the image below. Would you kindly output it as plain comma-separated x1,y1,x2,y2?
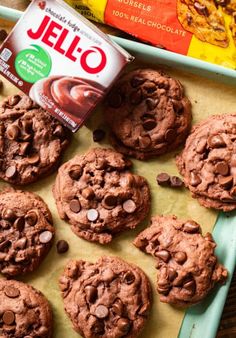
0,279,53,338
0,93,70,185
176,113,236,211
105,69,191,160
53,147,150,244
0,188,54,276
134,215,227,307
59,256,152,338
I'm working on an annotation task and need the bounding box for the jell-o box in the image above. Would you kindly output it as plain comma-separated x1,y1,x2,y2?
0,0,133,131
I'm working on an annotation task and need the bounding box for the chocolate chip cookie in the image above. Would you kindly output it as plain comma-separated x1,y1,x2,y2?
59,256,152,338
176,113,236,211
134,215,227,307
0,93,70,185
105,69,192,160
0,279,53,337
0,188,54,276
177,0,228,47
53,147,150,244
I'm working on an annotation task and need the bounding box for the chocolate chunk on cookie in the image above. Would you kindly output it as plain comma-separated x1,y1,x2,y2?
0,279,53,337
0,188,54,276
0,93,70,185
176,113,236,211
53,147,150,244
134,215,227,307
59,256,152,338
105,69,192,160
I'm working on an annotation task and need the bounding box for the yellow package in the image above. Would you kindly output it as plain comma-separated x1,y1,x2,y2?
81,0,236,70
65,0,101,22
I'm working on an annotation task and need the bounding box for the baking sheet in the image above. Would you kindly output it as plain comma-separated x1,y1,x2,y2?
0,15,236,338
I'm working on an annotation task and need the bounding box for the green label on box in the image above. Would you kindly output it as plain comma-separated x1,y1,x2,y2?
15,45,52,83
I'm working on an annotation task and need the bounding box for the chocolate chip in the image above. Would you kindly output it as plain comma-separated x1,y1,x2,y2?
112,299,123,316
138,135,151,148
155,250,171,262
108,92,123,108
123,271,135,284
93,129,106,142
184,279,196,294
56,240,69,254
2,208,16,221
53,125,64,138
146,98,159,110
27,154,40,164
170,176,184,188
85,285,97,303
190,172,202,187
82,188,95,200
208,135,226,148
194,2,209,16
175,251,187,264
183,221,200,233
14,237,27,250
69,165,82,180
143,119,157,131
156,173,170,186
172,100,183,114
22,120,33,134
165,129,176,142
215,161,229,176
103,194,117,208
0,240,10,250
92,321,104,335
5,165,17,178
122,199,136,213
219,176,233,189
168,268,178,282
130,89,143,105
131,76,145,88
87,209,99,222
25,211,38,226
0,29,8,41
4,286,20,298
69,199,81,213
3,311,15,325
19,142,30,156
39,231,53,244
144,82,157,93
8,95,20,106
6,125,20,140
95,305,109,319
117,318,130,334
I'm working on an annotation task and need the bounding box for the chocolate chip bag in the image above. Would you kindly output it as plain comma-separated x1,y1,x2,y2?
80,0,236,70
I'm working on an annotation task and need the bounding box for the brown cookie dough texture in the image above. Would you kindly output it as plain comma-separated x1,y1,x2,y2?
105,69,192,160
59,256,152,338
134,215,227,307
176,113,236,211
177,0,228,47
0,188,54,276
53,147,150,244
0,279,53,338
0,93,70,185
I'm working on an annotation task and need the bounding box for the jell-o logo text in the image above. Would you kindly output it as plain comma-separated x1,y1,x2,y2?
27,15,107,74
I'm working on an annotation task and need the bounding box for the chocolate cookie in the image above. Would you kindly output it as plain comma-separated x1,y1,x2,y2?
0,188,54,276
0,93,70,185
105,69,192,160
134,215,227,307
0,279,53,337
176,113,236,211
53,147,150,244
59,256,152,338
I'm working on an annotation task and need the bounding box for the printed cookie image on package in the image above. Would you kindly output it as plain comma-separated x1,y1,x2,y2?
81,0,236,70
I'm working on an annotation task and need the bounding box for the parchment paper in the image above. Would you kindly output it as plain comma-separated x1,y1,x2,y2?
0,13,236,338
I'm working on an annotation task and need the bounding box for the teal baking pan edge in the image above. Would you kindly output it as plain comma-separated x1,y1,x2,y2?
0,5,236,85
1,6,236,338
